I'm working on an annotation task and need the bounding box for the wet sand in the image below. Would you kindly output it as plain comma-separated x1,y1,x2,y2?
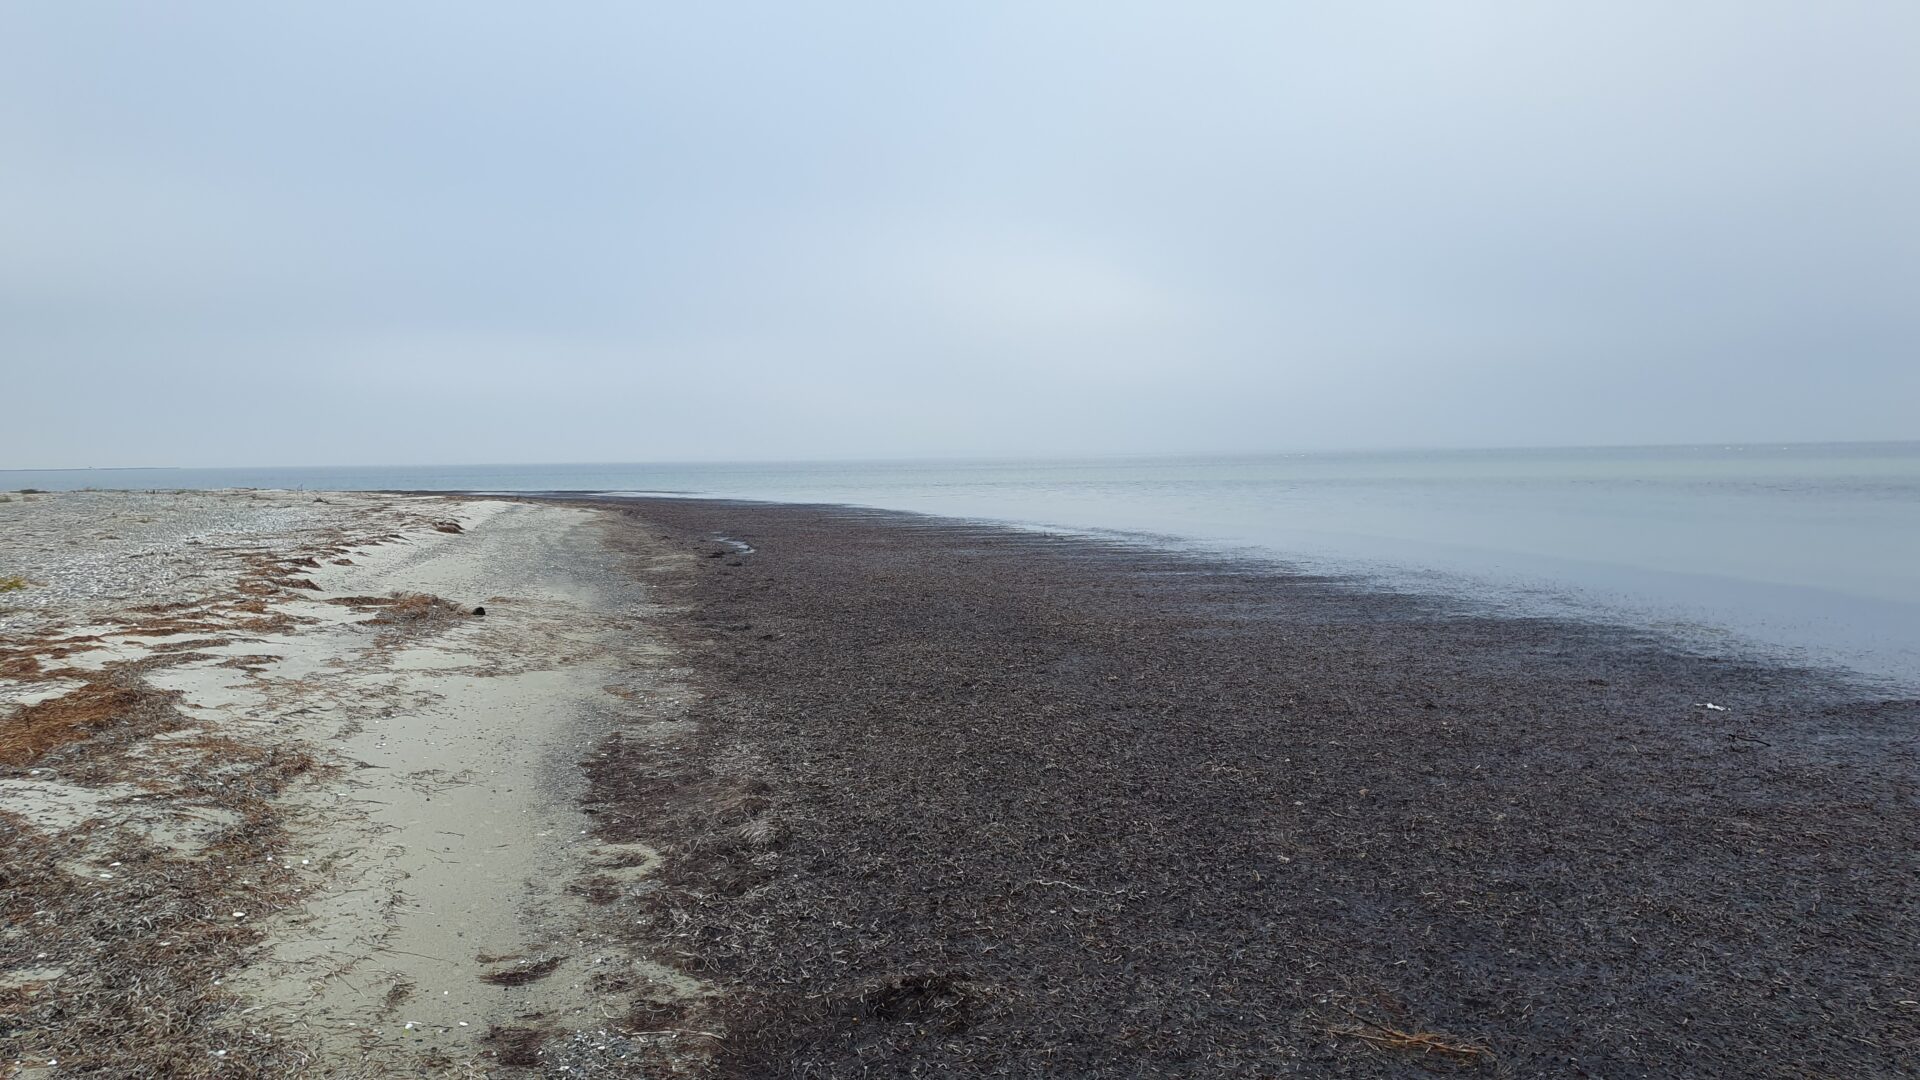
577,496,1920,1079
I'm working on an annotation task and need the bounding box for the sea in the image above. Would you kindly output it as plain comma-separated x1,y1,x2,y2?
8,442,1917,690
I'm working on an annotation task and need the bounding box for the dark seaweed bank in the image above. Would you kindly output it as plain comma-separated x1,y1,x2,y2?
575,496,1918,1079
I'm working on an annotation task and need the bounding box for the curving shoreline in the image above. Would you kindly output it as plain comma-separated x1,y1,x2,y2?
6,489,1917,1077
576,495,1920,1079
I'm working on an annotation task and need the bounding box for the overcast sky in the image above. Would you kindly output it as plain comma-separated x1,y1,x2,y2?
3,3,1915,467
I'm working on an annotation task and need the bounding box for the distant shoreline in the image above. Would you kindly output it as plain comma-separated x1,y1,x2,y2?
7,448,1917,689
6,438,1920,476
0,465,180,472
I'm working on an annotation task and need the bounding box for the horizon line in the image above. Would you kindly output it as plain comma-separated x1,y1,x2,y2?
6,437,1919,474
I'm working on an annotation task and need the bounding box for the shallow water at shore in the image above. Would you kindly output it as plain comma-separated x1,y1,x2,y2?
8,442,1919,687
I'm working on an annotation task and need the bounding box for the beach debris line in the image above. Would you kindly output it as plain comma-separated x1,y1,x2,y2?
856,972,987,1034
482,1025,550,1067
0,489,535,1077
478,954,566,986
326,590,474,629
1329,1010,1493,1065
0,667,325,1077
0,672,183,767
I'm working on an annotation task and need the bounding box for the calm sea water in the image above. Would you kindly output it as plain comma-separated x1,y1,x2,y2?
9,443,1918,688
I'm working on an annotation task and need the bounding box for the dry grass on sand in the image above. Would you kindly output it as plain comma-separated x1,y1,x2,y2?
326,591,471,628
1,657,328,1077
0,675,180,767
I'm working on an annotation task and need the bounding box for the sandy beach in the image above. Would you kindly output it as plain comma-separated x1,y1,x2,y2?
9,1,1915,1074
4,490,1918,1078
1,492,702,1077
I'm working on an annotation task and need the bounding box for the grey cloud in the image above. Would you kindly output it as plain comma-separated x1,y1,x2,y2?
3,2,1915,466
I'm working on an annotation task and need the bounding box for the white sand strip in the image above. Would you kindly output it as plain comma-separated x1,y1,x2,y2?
1,492,699,1076
217,500,703,1069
